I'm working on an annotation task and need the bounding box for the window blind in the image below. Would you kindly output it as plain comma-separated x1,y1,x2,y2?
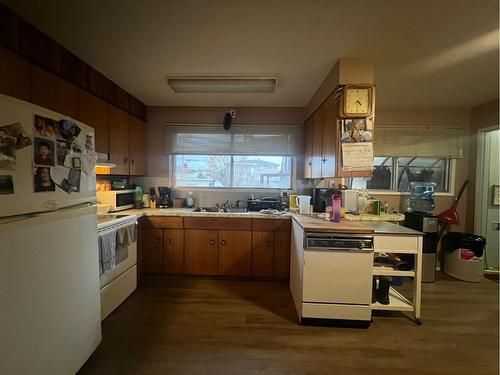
164,124,301,156
374,126,464,158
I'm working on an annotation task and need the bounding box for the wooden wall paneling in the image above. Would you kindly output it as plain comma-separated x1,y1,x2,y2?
0,46,31,101
59,48,84,87
184,229,218,275
128,115,148,176
274,231,291,278
31,65,78,119
89,68,115,103
251,231,275,277
16,17,50,69
109,105,130,175
218,230,252,276
163,229,184,274
77,89,109,153
115,86,130,111
142,228,164,274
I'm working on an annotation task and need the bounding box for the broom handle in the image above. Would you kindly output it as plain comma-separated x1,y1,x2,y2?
452,180,469,209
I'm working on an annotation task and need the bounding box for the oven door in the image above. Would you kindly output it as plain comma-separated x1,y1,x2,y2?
302,248,373,305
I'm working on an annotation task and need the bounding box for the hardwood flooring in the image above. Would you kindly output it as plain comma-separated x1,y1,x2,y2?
79,272,499,375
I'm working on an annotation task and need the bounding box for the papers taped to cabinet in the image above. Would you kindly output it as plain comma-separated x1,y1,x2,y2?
341,142,373,172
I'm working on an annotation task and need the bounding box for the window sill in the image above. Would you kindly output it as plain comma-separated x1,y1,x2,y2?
173,187,290,192
366,190,454,197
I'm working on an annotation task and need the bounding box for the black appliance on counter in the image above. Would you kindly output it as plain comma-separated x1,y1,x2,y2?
311,188,337,213
403,211,439,282
157,187,172,208
247,197,281,211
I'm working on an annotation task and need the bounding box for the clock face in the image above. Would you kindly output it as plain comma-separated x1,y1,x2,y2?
345,87,371,115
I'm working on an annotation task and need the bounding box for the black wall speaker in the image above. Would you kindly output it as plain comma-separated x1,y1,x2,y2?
223,112,232,130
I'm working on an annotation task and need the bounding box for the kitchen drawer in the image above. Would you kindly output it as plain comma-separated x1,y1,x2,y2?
252,218,291,232
143,216,183,229
374,235,419,254
184,217,251,231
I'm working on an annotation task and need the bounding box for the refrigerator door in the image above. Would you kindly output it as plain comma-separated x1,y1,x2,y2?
0,94,96,218
0,204,101,375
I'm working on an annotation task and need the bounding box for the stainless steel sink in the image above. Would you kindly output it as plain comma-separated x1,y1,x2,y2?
192,207,246,213
225,208,247,213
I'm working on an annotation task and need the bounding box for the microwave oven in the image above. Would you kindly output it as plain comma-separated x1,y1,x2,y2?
97,190,135,212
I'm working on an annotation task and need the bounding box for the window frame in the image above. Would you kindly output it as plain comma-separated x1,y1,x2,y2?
351,158,456,197
172,154,295,191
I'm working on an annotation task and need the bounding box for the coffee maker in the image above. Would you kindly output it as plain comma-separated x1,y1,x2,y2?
311,188,337,213
157,187,172,208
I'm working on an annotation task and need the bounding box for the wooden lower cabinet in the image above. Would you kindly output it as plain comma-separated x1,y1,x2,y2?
252,231,275,277
163,229,184,274
184,229,218,275
218,230,251,276
142,228,164,274
274,231,291,278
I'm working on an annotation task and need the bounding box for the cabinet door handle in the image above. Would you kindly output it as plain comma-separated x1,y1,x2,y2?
321,156,326,163
131,158,135,164
276,242,281,247
308,162,312,166
265,241,272,247
155,238,160,244
124,157,129,164
166,239,171,245
221,240,226,245
210,239,215,245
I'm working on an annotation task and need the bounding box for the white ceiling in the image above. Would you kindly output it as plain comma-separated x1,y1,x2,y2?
3,0,499,108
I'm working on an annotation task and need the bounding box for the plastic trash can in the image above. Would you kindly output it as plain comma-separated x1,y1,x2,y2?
442,232,486,282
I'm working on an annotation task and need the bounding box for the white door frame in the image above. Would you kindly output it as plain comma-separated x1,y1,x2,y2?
474,126,499,237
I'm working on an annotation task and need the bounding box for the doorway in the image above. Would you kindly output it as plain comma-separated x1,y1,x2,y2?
475,127,499,272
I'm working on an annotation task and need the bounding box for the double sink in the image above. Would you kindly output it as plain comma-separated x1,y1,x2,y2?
192,207,247,214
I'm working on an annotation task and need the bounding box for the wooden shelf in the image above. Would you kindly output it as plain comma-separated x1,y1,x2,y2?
373,267,415,277
371,287,414,312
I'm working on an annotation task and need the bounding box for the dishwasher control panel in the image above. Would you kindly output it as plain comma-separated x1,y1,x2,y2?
305,233,374,251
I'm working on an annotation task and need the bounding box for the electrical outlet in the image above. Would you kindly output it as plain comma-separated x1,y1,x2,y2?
230,109,236,118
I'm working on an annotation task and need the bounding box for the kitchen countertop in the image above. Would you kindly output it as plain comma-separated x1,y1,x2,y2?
291,214,374,234
119,207,292,220
345,213,405,222
358,221,423,236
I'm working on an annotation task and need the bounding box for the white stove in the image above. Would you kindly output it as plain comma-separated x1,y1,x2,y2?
97,213,138,320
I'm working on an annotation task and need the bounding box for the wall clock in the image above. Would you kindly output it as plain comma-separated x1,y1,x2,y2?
340,85,375,118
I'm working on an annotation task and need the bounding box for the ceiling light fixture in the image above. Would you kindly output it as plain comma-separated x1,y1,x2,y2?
166,76,277,94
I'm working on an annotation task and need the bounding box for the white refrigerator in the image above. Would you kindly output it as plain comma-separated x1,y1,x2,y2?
0,94,101,374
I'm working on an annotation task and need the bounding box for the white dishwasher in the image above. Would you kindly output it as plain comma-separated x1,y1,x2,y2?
297,231,374,322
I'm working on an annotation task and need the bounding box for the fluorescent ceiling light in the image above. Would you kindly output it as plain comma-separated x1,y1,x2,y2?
167,76,277,94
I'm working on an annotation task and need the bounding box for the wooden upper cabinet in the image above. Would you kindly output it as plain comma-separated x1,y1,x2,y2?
163,229,184,274
109,105,130,175
320,97,337,178
142,228,164,274
184,229,218,275
0,47,31,101
303,117,313,179
128,115,148,176
77,89,109,153
218,230,251,276
311,109,323,179
31,65,78,119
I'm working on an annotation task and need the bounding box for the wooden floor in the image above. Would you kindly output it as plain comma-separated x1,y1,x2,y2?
79,272,499,375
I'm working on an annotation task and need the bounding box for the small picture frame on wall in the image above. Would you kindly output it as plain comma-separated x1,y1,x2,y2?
493,185,500,206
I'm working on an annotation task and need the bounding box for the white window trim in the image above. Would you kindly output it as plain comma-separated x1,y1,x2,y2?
354,159,456,196
171,155,296,191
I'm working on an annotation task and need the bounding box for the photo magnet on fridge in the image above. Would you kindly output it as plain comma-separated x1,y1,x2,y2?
0,175,14,194
0,132,16,171
56,139,69,166
34,115,61,138
33,137,55,166
33,167,55,192
0,122,32,149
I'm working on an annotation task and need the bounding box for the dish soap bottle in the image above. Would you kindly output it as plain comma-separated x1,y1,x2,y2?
331,195,341,223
